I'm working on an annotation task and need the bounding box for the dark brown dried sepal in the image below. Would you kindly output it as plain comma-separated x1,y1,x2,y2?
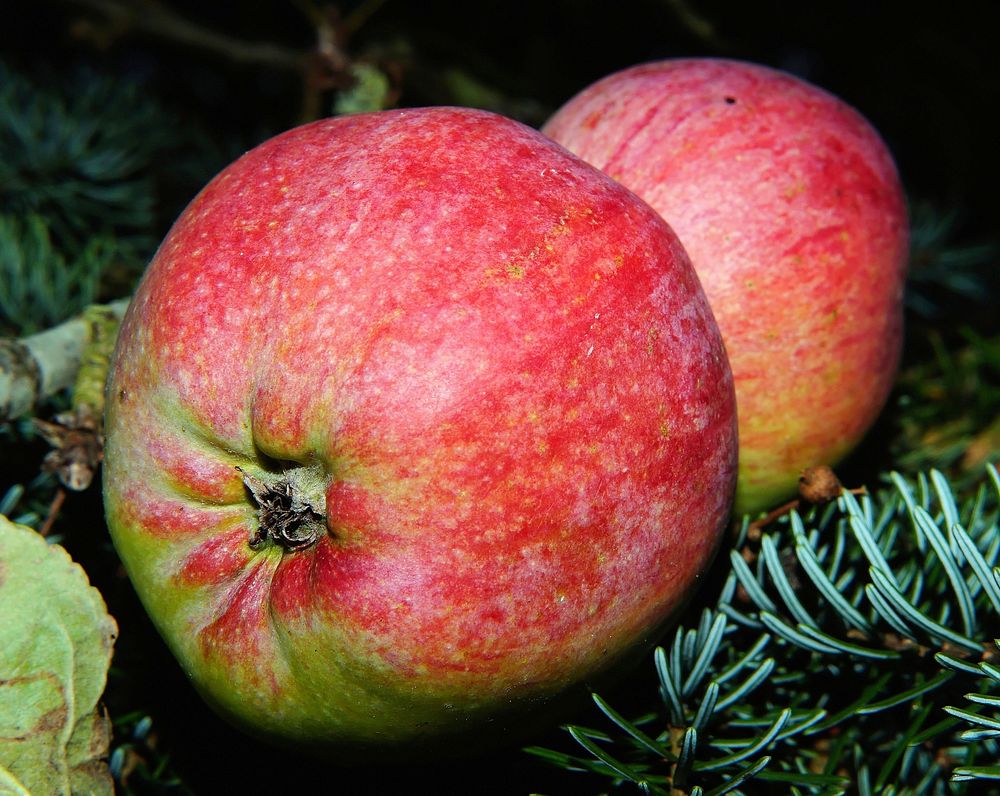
33,404,104,491
237,467,325,552
797,465,843,505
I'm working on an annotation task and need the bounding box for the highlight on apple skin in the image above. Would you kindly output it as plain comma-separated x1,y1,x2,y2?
102,107,738,755
544,58,909,516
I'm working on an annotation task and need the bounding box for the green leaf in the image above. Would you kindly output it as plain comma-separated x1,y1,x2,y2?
0,515,117,795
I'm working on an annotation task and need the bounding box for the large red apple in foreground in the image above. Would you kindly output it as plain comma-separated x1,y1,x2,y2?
103,108,737,753
544,59,909,515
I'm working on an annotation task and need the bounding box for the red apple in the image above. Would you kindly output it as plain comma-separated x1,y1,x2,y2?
544,59,909,514
102,107,737,753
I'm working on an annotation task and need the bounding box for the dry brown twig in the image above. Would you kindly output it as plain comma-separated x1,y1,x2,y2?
65,0,304,70
744,464,867,543
37,487,67,538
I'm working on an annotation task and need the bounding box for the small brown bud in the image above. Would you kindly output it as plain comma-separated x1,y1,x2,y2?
798,465,842,505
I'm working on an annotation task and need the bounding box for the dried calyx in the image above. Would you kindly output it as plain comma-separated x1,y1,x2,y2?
238,465,328,551
797,465,843,505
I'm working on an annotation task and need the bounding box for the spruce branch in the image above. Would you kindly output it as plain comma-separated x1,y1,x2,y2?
906,202,998,320
0,215,116,335
529,466,1000,793
0,62,171,260
0,298,127,422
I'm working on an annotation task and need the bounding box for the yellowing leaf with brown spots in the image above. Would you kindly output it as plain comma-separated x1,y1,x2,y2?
0,516,117,796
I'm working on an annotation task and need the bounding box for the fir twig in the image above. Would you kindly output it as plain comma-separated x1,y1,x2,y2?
530,466,1000,793
0,215,114,335
906,202,997,320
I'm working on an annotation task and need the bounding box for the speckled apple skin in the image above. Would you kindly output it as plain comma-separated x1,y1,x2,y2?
103,108,737,753
544,59,908,515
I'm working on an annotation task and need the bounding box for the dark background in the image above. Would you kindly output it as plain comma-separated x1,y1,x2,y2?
4,1,998,239
2,2,997,793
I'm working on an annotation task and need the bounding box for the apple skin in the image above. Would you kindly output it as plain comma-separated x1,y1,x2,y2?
543,59,909,515
102,107,737,754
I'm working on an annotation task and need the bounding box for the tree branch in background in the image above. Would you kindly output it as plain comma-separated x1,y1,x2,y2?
33,301,122,494
64,0,304,70
61,0,395,122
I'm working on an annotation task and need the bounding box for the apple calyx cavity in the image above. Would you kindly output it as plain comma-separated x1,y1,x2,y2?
238,464,328,552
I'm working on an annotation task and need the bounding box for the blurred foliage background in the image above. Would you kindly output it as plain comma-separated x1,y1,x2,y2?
1,1,998,793
3,0,998,338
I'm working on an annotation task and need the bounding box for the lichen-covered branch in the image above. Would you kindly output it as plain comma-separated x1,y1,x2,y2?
0,299,128,422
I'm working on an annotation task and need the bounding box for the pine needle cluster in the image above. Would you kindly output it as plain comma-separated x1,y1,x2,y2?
529,466,1000,793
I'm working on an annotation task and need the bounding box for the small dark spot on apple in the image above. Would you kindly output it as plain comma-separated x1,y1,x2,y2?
118,388,127,402
724,96,737,105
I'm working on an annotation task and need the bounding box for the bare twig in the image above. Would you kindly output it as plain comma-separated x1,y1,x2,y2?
961,412,1000,471
28,302,122,490
65,0,304,70
295,2,350,122
63,0,394,122
35,405,104,491
745,465,867,542
38,487,67,537
342,0,390,36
